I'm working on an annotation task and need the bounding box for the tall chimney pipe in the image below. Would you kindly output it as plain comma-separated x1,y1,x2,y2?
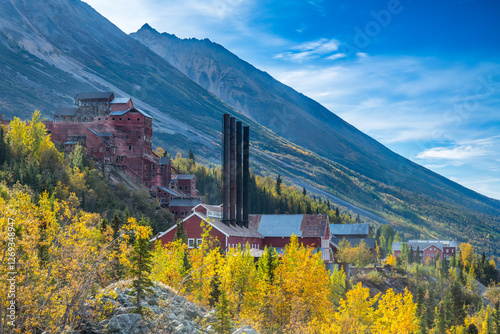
243,126,250,227
222,114,230,224
236,121,243,226
230,117,236,225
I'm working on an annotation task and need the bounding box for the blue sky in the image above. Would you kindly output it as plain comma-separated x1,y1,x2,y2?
84,0,500,200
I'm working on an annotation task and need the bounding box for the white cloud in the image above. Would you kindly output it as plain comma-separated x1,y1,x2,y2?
415,145,488,160
274,38,344,62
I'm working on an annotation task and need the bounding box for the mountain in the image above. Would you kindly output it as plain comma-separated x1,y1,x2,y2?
1,0,499,254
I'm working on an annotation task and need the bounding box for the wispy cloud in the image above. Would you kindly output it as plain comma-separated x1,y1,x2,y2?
274,38,346,62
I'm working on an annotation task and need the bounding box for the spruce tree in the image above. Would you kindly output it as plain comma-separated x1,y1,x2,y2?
173,219,188,244
275,174,282,196
130,221,154,315
213,288,232,334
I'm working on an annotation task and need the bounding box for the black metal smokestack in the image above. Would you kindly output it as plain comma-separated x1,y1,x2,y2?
222,114,230,224
236,121,243,226
230,117,236,225
243,126,250,227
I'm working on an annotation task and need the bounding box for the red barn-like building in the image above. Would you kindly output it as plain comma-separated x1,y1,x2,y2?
153,210,333,263
393,240,457,261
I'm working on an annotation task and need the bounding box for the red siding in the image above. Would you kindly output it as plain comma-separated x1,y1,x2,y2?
263,237,322,249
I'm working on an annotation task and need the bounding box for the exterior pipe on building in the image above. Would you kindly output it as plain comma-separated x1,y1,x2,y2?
230,117,236,225
236,121,243,226
243,126,250,227
222,114,230,225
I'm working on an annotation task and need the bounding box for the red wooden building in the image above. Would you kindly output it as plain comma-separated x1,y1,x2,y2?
393,240,457,261
153,210,333,263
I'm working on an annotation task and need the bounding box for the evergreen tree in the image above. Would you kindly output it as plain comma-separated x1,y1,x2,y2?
0,126,8,165
302,187,307,196
276,174,282,196
130,221,154,315
173,219,188,244
467,324,479,334
213,288,233,334
208,276,221,308
188,149,195,162
434,302,447,334
494,301,500,334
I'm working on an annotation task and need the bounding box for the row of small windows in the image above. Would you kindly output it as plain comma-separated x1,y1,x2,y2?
172,211,189,217
227,244,260,250
170,185,190,191
96,117,142,122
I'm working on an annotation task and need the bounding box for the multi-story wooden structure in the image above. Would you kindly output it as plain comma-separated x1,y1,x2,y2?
393,240,458,261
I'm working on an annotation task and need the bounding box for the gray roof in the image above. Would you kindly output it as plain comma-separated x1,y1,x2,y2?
393,240,457,252
332,237,376,249
210,219,262,238
87,128,113,146
111,97,131,104
54,107,78,116
248,214,329,238
330,223,370,236
75,92,114,100
169,198,202,207
157,187,182,197
109,107,152,118
172,174,195,180
159,157,170,165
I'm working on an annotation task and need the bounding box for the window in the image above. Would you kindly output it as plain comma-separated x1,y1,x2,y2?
99,147,103,152
160,165,165,170
188,239,195,248
119,117,122,120
152,171,156,177
145,164,149,170
144,181,148,186
138,134,141,139
152,165,156,170
196,239,202,247
145,172,149,177
105,117,108,120
127,118,131,121
185,185,189,190
112,117,115,120
129,146,132,151
98,118,101,121
126,135,129,139
137,118,140,121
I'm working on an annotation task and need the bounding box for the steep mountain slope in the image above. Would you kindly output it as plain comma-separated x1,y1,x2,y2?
1,0,499,255
130,25,499,212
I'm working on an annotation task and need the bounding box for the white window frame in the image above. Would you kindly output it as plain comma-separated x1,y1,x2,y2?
188,238,195,249
196,239,203,247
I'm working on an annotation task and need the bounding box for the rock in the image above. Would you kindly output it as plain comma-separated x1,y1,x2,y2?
107,315,122,332
184,308,202,320
117,313,142,332
232,325,260,334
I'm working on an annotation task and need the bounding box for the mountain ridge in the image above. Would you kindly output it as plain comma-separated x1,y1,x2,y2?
1,0,499,255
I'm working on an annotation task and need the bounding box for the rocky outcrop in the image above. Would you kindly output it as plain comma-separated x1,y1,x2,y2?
78,280,258,334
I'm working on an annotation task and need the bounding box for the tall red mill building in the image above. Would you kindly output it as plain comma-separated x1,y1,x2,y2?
48,91,200,215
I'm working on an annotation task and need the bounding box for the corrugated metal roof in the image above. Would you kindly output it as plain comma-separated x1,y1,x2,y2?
54,107,78,116
169,198,202,207
110,97,131,104
109,107,152,118
159,157,170,165
172,174,195,180
157,187,182,197
75,92,114,100
210,219,262,238
332,237,376,249
87,128,112,146
392,240,457,252
249,214,328,238
330,223,370,236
